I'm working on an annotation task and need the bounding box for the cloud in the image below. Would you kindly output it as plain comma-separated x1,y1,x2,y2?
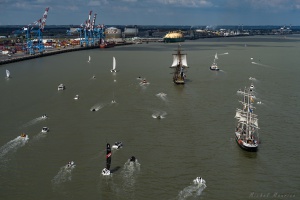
154,0,213,7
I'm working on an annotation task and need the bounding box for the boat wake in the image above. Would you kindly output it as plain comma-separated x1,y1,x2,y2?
32,131,48,141
21,116,46,128
156,92,168,101
152,110,167,119
219,52,229,55
251,62,271,68
121,159,141,190
177,177,207,200
90,103,105,112
52,163,76,185
0,136,29,159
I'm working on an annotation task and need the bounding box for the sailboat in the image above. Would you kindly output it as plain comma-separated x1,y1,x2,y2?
170,45,188,84
102,143,112,175
6,69,11,78
234,86,259,152
87,55,91,63
210,53,219,71
110,57,117,72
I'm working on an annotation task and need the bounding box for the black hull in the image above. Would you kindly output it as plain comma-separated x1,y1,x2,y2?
210,68,219,71
235,136,258,152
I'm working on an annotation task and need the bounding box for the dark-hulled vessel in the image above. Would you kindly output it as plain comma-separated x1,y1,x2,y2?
234,86,259,152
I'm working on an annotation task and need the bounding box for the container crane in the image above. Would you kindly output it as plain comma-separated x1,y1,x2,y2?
24,7,50,55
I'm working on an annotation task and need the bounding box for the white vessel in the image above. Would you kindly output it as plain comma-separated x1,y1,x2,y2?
42,127,49,133
170,45,188,84
110,57,117,72
210,53,219,71
58,84,65,91
6,69,11,78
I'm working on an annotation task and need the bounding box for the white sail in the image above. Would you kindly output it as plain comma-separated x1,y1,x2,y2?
88,56,91,62
215,53,218,60
181,54,188,67
6,69,10,78
171,55,180,67
113,57,116,70
171,54,188,68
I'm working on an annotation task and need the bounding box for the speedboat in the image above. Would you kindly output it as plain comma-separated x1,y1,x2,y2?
42,127,49,133
58,84,65,91
193,177,205,185
66,161,75,168
91,108,96,112
129,156,136,162
250,84,254,90
41,114,48,119
257,101,262,104
112,141,123,149
102,168,111,176
74,95,79,100
20,133,28,139
140,79,149,85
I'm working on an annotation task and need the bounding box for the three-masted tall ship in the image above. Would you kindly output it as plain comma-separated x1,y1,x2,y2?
170,45,188,84
234,85,259,152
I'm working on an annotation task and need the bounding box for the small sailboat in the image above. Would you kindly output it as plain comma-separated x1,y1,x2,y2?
87,55,91,63
110,57,117,72
102,143,112,176
234,86,259,152
6,69,11,78
210,53,220,71
170,45,188,84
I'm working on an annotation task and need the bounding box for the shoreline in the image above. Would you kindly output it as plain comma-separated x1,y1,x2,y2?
0,43,132,66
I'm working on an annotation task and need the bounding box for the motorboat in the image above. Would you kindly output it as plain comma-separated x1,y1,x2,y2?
42,127,49,133
193,177,205,185
129,156,136,162
58,84,65,91
67,161,75,168
20,133,28,139
41,114,48,119
74,95,79,100
112,141,123,149
102,168,111,176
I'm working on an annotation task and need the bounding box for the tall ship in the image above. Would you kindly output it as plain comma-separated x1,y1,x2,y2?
170,45,188,84
234,85,259,152
163,31,185,43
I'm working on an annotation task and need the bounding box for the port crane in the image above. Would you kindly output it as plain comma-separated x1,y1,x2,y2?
24,7,50,55
77,10,105,47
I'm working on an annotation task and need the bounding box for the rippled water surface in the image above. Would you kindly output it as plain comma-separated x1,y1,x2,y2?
1,35,300,200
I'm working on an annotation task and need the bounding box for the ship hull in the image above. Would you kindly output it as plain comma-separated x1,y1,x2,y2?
164,38,185,43
235,133,258,152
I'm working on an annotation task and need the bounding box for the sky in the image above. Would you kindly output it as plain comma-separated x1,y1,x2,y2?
0,0,299,26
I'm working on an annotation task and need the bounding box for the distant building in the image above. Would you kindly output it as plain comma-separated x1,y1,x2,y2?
105,27,122,39
123,27,138,38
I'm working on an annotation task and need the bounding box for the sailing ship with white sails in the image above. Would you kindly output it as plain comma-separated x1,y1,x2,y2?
210,53,219,71
102,143,112,175
170,45,188,84
234,85,259,152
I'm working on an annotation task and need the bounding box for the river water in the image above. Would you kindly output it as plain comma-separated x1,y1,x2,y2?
0,35,299,200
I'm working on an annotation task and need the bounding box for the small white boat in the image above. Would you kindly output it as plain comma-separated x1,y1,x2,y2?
6,69,11,78
112,141,123,149
41,114,48,119
102,168,111,176
74,95,79,100
42,127,49,133
66,161,75,168
88,55,91,63
58,84,65,91
257,101,262,104
250,84,254,90
193,177,205,185
110,57,117,72
210,53,220,71
140,79,149,85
